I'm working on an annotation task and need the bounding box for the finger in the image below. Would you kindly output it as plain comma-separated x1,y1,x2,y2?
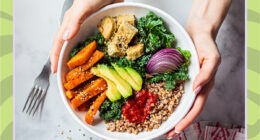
165,128,177,139
50,9,83,73
193,53,220,91
50,23,67,73
63,7,84,40
65,17,81,40
165,79,214,139
174,78,215,133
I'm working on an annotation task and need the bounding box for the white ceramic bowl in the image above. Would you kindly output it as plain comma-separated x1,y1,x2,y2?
57,2,199,140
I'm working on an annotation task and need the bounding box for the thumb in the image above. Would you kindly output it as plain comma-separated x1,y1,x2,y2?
50,9,84,73
63,16,82,40
193,55,220,92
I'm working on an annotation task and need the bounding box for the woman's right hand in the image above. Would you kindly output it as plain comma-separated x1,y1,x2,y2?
50,0,123,73
166,0,232,138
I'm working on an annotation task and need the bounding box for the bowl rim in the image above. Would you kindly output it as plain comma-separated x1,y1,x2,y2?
57,2,199,140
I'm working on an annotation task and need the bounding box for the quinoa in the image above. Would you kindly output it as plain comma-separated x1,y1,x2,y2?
106,81,184,134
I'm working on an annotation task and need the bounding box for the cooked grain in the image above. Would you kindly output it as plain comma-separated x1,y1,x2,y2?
106,81,184,134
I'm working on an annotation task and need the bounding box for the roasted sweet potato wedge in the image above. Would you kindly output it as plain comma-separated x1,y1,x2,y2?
71,78,107,109
67,41,96,69
66,50,104,81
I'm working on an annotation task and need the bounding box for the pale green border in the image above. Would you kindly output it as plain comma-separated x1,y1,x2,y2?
247,0,260,140
0,0,13,139
0,0,258,139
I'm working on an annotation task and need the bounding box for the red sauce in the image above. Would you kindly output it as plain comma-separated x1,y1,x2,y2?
122,89,157,123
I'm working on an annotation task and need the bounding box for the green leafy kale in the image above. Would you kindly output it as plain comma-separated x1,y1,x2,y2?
69,12,191,91
99,98,127,121
69,32,105,58
137,11,175,54
148,47,191,90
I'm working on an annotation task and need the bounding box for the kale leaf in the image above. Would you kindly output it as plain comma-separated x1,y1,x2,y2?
137,11,175,54
99,98,126,121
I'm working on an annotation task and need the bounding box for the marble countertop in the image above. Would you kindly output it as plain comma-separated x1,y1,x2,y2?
14,0,245,140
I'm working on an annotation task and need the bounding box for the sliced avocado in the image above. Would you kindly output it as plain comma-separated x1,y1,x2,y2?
90,66,101,76
125,67,143,90
90,67,121,102
103,78,121,101
97,65,132,98
112,64,141,91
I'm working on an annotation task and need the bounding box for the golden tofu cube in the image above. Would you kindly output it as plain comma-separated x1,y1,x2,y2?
107,42,125,57
126,44,144,60
112,22,138,46
117,15,135,27
98,16,116,39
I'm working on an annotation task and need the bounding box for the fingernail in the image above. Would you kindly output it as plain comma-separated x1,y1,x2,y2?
63,30,69,40
174,130,181,134
194,86,202,94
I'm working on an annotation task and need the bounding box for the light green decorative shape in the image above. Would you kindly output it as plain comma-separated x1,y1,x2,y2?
248,70,260,93
0,53,13,81
0,96,12,136
0,0,12,16
248,0,260,12
0,0,12,139
0,18,12,35
248,22,260,51
248,0,260,139
247,22,260,51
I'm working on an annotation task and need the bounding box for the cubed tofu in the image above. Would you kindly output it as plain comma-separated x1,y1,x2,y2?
126,44,144,60
107,42,125,57
116,15,135,27
112,22,138,46
98,16,116,39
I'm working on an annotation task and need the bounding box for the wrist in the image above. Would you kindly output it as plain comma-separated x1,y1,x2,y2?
186,0,232,40
186,16,215,40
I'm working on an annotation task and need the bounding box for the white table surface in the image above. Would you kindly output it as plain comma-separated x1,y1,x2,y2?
14,0,245,139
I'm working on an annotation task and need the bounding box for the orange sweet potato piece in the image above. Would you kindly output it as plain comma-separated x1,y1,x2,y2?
64,71,94,90
65,90,77,100
67,41,96,69
78,96,97,111
65,81,92,99
85,92,107,124
66,50,104,81
71,78,107,109
78,102,90,111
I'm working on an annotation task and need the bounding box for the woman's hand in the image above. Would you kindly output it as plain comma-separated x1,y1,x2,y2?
166,31,221,139
50,0,123,73
166,0,232,138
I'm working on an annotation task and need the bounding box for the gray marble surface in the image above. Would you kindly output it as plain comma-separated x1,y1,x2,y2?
14,0,245,140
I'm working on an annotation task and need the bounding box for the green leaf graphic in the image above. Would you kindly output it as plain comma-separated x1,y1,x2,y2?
248,9,260,23
248,119,260,138
0,76,12,106
248,48,260,73
0,122,12,140
0,0,13,139
0,35,12,57
0,11,12,21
